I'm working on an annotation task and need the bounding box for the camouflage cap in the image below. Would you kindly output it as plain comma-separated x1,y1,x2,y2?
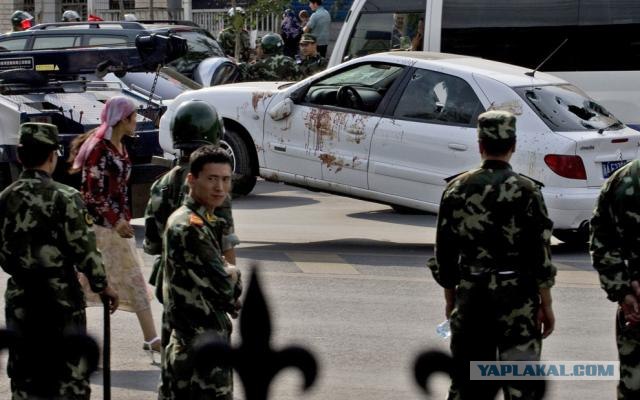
477,110,516,141
19,122,60,148
300,34,317,44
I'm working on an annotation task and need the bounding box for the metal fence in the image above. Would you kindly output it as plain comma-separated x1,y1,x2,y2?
95,8,282,37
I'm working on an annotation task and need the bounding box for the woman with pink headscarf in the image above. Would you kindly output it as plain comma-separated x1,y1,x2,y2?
70,96,161,360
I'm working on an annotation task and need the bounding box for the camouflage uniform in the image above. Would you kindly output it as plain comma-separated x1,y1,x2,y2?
0,123,107,400
239,54,302,82
590,159,640,399
159,195,240,400
428,111,556,400
218,28,251,62
299,54,328,78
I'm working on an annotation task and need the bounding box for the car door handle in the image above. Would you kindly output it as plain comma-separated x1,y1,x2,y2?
346,128,364,135
448,143,468,151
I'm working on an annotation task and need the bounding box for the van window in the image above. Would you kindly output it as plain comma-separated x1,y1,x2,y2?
0,38,29,51
344,8,425,61
441,0,640,71
33,36,80,50
393,69,482,125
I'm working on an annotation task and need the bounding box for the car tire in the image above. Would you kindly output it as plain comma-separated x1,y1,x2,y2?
221,129,256,197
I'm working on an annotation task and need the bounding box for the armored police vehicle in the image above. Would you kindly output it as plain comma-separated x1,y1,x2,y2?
0,33,187,214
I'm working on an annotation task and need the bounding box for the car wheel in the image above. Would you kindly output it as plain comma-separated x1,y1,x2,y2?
553,227,589,246
221,129,256,196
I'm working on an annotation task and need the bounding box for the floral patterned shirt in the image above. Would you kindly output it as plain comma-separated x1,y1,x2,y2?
80,139,131,228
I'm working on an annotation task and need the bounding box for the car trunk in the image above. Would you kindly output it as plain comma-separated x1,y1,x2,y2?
556,127,640,187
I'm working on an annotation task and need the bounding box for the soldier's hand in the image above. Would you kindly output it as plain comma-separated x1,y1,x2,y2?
536,304,555,339
100,285,119,314
114,219,134,238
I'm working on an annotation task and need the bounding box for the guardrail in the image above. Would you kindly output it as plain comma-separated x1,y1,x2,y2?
95,8,282,38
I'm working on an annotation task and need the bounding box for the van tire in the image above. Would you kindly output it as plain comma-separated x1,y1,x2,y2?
221,129,256,196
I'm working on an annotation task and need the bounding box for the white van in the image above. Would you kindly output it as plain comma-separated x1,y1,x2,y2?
329,0,640,129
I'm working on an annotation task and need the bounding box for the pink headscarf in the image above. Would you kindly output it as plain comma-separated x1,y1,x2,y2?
72,96,137,170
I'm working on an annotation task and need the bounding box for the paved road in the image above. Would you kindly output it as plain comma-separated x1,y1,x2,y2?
0,180,617,399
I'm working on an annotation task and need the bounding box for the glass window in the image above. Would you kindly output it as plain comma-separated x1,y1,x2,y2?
87,35,129,47
33,35,80,50
317,62,404,87
514,84,624,131
304,62,405,111
0,38,29,51
393,69,482,125
579,0,640,25
344,11,425,61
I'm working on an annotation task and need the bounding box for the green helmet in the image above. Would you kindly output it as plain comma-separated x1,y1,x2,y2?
11,10,34,30
170,100,223,150
260,33,284,55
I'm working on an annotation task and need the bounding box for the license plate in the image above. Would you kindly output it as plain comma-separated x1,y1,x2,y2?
602,160,628,178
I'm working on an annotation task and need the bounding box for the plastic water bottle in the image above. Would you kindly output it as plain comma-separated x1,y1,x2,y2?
436,319,451,339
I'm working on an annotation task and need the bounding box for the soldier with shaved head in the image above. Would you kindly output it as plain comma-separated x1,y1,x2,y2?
427,110,557,400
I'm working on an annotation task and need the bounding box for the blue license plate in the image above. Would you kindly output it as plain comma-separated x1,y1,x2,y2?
602,160,628,178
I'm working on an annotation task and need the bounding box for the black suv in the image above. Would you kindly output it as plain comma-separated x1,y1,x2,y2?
0,20,225,80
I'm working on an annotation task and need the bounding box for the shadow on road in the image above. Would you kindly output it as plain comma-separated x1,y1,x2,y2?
232,193,319,210
238,238,432,258
92,369,160,392
346,209,437,228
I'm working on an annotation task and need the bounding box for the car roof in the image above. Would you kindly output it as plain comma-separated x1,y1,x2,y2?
29,21,145,30
367,51,568,87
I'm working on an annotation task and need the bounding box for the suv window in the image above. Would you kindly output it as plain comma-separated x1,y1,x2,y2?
33,35,80,50
0,38,29,51
87,35,130,47
393,69,482,125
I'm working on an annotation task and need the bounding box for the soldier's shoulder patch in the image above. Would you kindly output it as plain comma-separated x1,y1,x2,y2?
518,173,545,188
204,212,217,223
190,214,204,227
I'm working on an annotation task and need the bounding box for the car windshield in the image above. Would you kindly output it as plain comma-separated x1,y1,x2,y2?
173,30,224,58
515,84,624,132
163,29,225,76
317,63,403,88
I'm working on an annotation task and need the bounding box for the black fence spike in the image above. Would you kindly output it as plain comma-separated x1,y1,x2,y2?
195,264,319,400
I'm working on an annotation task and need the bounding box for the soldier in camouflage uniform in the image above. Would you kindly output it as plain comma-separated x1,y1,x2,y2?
238,32,302,82
160,145,242,400
218,7,251,62
144,100,238,303
144,102,238,399
428,110,556,400
0,123,118,400
590,159,640,399
298,33,328,78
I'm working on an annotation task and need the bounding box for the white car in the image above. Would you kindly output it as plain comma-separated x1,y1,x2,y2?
159,52,640,243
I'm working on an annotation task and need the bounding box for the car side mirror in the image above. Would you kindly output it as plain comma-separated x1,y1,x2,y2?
269,98,293,121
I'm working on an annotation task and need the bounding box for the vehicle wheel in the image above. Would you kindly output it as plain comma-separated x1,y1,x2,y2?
220,129,256,196
553,228,589,246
